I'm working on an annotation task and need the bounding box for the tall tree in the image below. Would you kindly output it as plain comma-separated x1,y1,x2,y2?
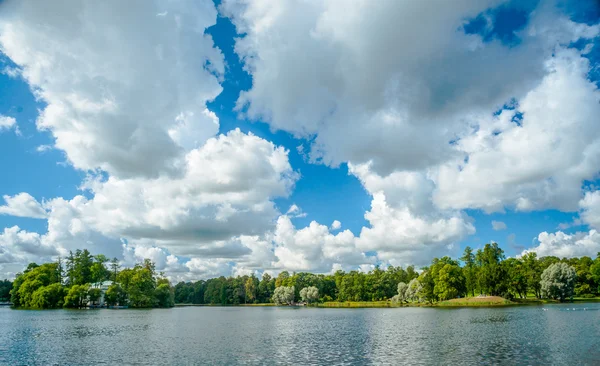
460,246,477,297
245,276,257,304
541,262,577,302
110,257,120,282
477,243,507,296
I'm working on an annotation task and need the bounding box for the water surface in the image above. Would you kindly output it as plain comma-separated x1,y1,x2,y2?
1,303,599,365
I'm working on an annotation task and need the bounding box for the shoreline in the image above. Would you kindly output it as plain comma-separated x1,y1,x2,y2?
173,297,600,309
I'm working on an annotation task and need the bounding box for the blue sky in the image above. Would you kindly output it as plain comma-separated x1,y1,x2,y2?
0,0,599,280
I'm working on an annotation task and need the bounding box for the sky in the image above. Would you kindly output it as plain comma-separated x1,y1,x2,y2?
0,0,599,281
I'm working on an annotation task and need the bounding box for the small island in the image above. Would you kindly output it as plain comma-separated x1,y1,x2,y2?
8,250,174,309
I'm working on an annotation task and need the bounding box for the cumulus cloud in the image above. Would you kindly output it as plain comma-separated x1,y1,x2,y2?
522,230,600,258
330,220,341,231
0,115,16,132
434,48,600,213
350,163,475,265
492,221,507,231
0,193,47,219
579,191,600,230
220,0,595,176
0,129,298,278
273,215,372,272
0,226,58,265
0,0,225,178
286,204,307,218
74,129,297,251
222,0,600,216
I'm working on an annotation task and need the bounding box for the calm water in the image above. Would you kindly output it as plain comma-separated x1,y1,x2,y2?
1,303,599,365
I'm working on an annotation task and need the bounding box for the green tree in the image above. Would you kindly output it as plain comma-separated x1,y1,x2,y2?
430,257,465,301
11,263,60,308
406,278,423,302
522,252,542,298
299,286,319,303
90,255,110,284
88,287,102,306
275,271,290,288
245,276,258,303
105,283,127,306
155,278,175,308
118,263,156,308
258,273,275,303
392,282,408,304
460,246,477,297
476,243,507,296
417,269,435,303
110,257,120,282
505,257,528,299
272,286,295,305
64,284,90,308
0,279,12,302
31,283,65,309
541,262,577,302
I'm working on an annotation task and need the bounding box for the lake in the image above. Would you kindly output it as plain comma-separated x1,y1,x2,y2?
1,303,599,365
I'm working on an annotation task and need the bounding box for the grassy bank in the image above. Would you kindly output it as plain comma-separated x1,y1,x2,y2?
317,301,398,308
319,296,512,308
175,296,600,309
437,296,512,307
175,303,277,307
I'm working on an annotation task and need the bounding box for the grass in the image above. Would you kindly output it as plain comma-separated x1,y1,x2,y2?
175,296,600,309
437,296,512,307
317,301,396,308
175,303,276,307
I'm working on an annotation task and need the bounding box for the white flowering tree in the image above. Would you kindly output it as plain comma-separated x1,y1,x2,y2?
405,278,423,303
300,286,319,304
541,262,577,302
392,282,408,304
272,286,295,305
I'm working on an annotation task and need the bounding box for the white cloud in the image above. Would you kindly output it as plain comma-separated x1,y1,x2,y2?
330,220,341,231
185,257,232,279
0,115,16,131
36,145,52,153
272,215,372,272
1,65,20,78
491,221,507,231
579,191,600,230
221,0,600,218
286,204,307,218
434,48,600,213
0,226,58,264
0,129,298,278
220,0,596,177
0,193,47,219
350,163,475,266
0,0,225,178
73,129,297,252
522,230,600,258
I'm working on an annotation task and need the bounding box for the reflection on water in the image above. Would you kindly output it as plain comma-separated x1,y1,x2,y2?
1,303,600,365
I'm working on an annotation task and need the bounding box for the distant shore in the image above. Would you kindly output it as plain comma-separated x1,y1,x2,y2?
174,296,600,309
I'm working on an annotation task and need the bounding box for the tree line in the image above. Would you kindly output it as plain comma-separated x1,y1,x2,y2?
175,243,600,305
9,249,174,309
6,243,598,308
0,279,11,302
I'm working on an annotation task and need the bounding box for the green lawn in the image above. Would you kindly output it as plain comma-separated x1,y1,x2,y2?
437,296,512,307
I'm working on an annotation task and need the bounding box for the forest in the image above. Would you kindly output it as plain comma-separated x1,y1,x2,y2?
174,243,598,305
8,249,174,309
